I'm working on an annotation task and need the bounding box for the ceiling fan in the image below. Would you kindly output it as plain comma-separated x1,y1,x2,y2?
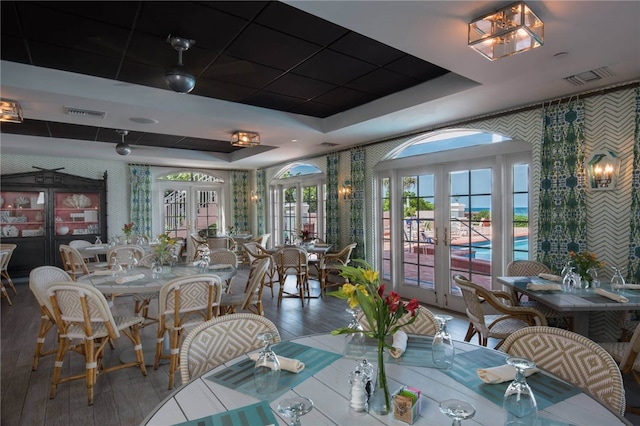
165,35,196,94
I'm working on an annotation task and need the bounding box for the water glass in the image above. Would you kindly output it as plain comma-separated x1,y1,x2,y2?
588,267,600,288
503,356,538,425
439,399,476,426
110,257,123,278
277,396,314,426
611,266,626,292
254,331,280,394
345,307,366,357
561,267,577,293
432,314,455,369
127,252,138,272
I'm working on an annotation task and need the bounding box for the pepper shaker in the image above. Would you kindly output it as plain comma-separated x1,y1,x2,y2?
349,370,368,413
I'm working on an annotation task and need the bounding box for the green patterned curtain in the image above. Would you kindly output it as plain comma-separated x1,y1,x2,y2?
256,169,266,236
538,100,587,273
129,164,152,237
231,170,250,232
350,147,366,260
628,89,640,282
326,152,340,246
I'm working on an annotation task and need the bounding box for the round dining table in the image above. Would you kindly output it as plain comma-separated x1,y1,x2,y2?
141,333,629,426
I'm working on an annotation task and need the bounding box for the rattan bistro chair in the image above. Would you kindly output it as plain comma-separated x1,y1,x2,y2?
47,281,147,406
28,266,72,370
179,313,280,384
274,246,310,307
243,242,276,298
59,244,99,280
502,326,626,417
319,242,357,294
154,274,222,389
506,260,574,330
209,249,238,292
601,323,640,414
220,257,270,316
359,305,439,336
453,274,547,349
0,243,18,302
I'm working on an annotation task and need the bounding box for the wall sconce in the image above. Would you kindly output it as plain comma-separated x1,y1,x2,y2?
468,1,544,61
587,150,619,190
339,180,353,200
230,131,260,147
250,191,259,202
0,99,23,123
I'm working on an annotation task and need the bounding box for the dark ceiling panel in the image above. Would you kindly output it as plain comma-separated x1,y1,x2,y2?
136,133,184,147
264,73,335,100
292,49,376,86
385,55,449,81
255,1,348,46
48,122,100,141
329,32,405,67
346,68,419,97
225,23,320,71
178,137,238,153
201,55,282,89
0,0,458,151
0,119,51,137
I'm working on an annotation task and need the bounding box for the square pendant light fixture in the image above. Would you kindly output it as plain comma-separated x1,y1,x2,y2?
0,99,23,123
468,1,543,61
230,131,260,147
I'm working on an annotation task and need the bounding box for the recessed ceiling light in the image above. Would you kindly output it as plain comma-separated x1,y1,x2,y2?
129,117,158,124
291,139,298,143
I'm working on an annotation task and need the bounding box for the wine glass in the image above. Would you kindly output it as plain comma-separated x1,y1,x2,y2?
611,266,626,292
254,331,281,394
126,252,138,272
110,257,123,278
503,356,538,425
277,396,314,426
588,267,600,288
345,307,366,357
561,267,577,293
432,314,455,369
439,399,476,426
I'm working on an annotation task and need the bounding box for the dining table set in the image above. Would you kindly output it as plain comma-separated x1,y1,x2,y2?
142,329,627,425
498,274,640,339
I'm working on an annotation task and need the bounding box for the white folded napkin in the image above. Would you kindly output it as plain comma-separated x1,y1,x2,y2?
209,264,232,270
115,273,146,284
477,364,540,384
86,245,106,251
248,353,305,373
621,284,640,290
390,331,408,359
538,273,562,282
526,283,562,291
595,288,629,303
92,269,114,276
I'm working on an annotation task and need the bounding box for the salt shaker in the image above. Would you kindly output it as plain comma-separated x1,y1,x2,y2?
358,359,375,397
348,370,368,413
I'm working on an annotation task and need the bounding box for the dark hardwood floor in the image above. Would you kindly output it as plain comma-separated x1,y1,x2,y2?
2,271,639,425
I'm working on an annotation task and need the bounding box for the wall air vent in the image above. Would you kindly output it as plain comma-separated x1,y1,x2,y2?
563,67,614,87
64,106,106,119
319,142,339,147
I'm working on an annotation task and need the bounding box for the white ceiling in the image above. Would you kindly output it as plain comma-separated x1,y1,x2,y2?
1,1,639,169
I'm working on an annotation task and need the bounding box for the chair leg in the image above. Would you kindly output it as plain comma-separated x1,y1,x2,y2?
1,284,12,306
32,317,55,371
2,271,16,295
463,323,475,342
85,337,97,406
277,276,285,307
130,325,148,376
167,329,180,389
154,328,165,370
297,275,305,307
49,337,71,399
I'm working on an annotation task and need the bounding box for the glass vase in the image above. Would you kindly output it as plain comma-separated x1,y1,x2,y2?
369,338,390,415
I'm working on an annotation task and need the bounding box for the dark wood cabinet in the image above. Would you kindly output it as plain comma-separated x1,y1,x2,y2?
0,169,108,277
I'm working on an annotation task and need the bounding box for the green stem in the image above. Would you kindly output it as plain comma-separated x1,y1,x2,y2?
377,337,390,412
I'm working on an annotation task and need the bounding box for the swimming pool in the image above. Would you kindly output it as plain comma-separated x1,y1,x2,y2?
453,237,529,261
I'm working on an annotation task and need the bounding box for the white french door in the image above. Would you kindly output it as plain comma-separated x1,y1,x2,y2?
393,160,496,314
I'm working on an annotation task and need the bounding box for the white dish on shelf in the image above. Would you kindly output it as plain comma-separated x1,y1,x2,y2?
2,225,19,238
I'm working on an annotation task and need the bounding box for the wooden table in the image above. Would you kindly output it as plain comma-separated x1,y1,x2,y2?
498,276,640,338
142,333,628,425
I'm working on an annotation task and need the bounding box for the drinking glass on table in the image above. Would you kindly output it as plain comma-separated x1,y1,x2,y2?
611,266,626,292
503,356,538,425
277,396,314,426
110,257,123,278
439,399,476,426
561,267,577,293
254,331,280,394
345,307,366,357
432,314,455,369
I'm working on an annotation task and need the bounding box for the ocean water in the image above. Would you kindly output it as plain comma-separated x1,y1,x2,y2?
468,207,529,216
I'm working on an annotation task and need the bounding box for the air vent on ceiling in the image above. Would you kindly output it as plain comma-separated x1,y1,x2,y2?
563,67,614,87
64,106,106,119
319,142,339,147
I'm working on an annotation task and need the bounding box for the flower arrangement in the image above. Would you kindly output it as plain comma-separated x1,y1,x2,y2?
122,222,134,237
299,229,311,240
154,232,177,264
329,259,419,414
226,225,235,236
569,250,605,284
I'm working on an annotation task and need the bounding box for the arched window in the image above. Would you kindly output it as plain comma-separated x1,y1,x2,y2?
375,129,531,315
270,163,325,245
